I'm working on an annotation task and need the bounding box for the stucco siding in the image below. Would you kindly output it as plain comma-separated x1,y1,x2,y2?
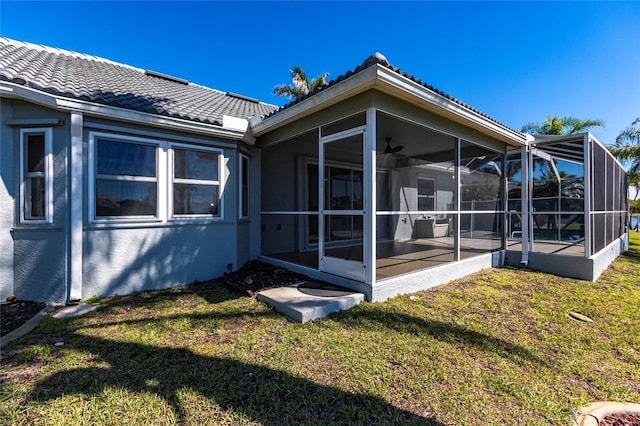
13,230,67,302
83,224,237,298
1,99,70,302
0,99,16,299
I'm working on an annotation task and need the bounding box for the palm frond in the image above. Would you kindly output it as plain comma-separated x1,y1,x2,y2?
272,84,304,99
521,122,544,134
522,116,604,135
290,65,310,96
615,124,640,146
309,72,329,92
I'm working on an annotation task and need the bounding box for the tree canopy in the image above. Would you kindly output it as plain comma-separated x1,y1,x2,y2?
521,116,605,135
272,66,329,100
609,117,640,178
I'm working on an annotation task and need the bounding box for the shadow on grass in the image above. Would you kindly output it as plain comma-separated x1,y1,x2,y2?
337,310,546,366
61,280,280,331
26,333,441,425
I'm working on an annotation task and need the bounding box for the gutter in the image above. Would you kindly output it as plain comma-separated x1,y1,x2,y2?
1,82,249,141
249,64,527,147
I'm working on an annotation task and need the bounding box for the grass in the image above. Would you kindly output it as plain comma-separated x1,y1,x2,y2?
1,232,639,425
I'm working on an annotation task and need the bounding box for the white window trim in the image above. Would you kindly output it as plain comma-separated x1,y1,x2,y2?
239,153,249,219
89,132,163,223
89,132,227,224
19,128,53,224
417,176,436,212
169,143,224,220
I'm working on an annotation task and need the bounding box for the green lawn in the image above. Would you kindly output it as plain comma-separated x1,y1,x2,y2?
2,232,639,425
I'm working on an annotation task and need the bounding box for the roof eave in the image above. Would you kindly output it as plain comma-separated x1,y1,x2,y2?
1,82,249,141
250,65,379,136
373,66,526,146
251,64,527,147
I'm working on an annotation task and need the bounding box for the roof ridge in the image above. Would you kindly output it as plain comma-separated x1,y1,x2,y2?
1,37,279,110
0,37,144,73
267,52,525,137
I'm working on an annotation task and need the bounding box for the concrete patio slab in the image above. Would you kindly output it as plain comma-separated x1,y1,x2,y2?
256,282,364,323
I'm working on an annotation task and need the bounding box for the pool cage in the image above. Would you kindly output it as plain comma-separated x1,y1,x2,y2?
259,109,628,299
506,133,628,278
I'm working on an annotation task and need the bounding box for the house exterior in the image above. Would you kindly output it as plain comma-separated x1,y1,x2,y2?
0,38,629,303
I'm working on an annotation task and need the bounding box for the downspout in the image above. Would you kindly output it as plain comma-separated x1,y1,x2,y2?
520,135,534,266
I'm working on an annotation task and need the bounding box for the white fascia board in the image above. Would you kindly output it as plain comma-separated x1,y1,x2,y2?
251,64,527,147
372,66,526,146
250,66,379,136
1,82,245,141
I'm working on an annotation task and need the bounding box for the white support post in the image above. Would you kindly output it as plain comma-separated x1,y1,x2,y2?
583,134,592,258
520,143,530,265
317,127,325,272
69,111,83,302
454,138,461,261
365,108,377,286
501,151,508,251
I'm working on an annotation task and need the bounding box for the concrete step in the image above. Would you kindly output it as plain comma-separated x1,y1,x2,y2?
256,281,364,323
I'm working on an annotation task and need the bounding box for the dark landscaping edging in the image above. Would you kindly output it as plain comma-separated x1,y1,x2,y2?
0,303,59,348
0,303,101,348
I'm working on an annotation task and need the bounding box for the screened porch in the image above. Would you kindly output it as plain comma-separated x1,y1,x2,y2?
259,108,510,293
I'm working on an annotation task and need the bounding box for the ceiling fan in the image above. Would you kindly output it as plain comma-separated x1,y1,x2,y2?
383,137,403,154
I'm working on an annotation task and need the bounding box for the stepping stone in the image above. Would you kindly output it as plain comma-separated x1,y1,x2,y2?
257,281,364,323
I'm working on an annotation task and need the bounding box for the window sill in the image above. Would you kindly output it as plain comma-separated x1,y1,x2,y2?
87,217,227,230
11,225,63,232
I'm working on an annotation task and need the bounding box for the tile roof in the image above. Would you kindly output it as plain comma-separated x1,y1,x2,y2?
0,38,277,127
267,52,525,138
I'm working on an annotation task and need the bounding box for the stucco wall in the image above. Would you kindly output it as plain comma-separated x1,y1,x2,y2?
390,166,455,240
0,99,16,299
80,117,247,298
1,100,70,302
261,131,318,255
13,230,67,302
82,224,237,298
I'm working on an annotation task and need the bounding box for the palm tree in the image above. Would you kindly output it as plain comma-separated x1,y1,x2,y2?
521,116,605,135
610,117,640,176
272,66,329,100
608,117,640,230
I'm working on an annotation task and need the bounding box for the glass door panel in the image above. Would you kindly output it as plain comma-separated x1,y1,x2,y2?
320,131,365,281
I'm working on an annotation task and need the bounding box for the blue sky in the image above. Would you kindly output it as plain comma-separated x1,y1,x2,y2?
1,1,639,147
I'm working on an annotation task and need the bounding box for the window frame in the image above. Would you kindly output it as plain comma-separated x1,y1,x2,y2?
416,176,436,212
19,128,54,224
169,143,224,220
239,153,249,219
89,132,163,223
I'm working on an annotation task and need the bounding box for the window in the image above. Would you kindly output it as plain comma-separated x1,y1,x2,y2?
417,177,435,211
172,146,221,217
20,128,53,223
93,137,158,218
90,132,226,222
239,154,249,218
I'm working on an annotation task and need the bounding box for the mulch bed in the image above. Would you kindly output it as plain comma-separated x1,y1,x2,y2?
223,260,310,296
1,300,46,337
0,262,306,337
599,412,640,426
